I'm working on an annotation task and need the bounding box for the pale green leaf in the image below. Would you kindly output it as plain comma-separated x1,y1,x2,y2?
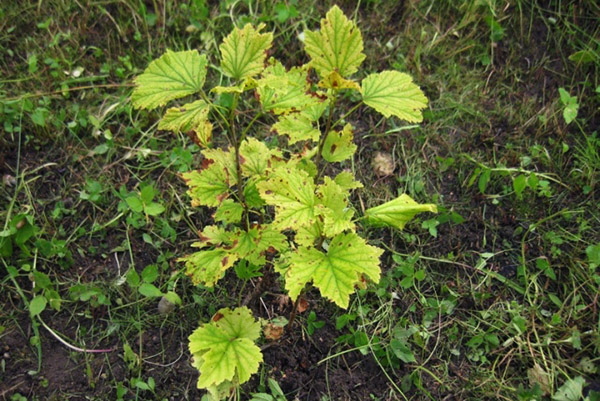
272,112,321,143
158,99,210,132
334,171,363,190
193,225,233,249
322,123,357,163
213,199,244,224
286,233,382,308
304,5,365,78
132,50,207,109
361,71,428,122
220,23,273,81
239,137,283,178
182,163,232,207
552,376,585,401
179,249,238,287
257,167,316,230
202,148,238,180
230,227,283,264
316,177,355,237
364,194,437,230
189,307,262,389
295,221,323,247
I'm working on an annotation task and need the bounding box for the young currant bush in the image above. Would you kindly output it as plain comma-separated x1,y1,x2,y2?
132,5,436,398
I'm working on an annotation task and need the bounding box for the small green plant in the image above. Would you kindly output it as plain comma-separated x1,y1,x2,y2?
558,87,579,125
132,5,436,398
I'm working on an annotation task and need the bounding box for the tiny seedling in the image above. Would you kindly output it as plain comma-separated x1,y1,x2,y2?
132,6,436,398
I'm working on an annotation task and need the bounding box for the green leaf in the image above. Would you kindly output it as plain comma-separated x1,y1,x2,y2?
126,196,144,213
304,5,365,78
189,307,262,389
179,248,239,287
568,50,596,64
158,99,210,132
257,167,316,230
364,194,437,230
586,244,600,269
390,339,416,363
182,163,233,207
552,376,585,401
513,174,527,198
132,50,207,109
141,264,159,283
29,295,47,317
220,23,273,81
138,283,164,297
361,71,428,122
144,202,165,216
286,233,382,308
213,199,244,224
322,123,357,163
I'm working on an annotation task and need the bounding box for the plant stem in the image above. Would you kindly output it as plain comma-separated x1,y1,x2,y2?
315,91,339,182
287,292,305,330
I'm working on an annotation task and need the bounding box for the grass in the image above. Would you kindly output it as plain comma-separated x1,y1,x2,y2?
1,0,599,400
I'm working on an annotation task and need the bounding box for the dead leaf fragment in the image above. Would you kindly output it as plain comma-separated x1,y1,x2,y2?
527,363,551,395
297,297,309,313
372,152,395,176
264,323,284,341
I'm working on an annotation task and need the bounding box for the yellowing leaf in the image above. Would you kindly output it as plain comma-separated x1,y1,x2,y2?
256,167,316,230
202,148,238,181
334,171,363,190
158,99,210,132
193,225,233,249
179,248,238,287
318,71,360,90
182,163,233,207
213,199,244,224
322,123,357,163
220,23,273,81
239,137,282,178
132,50,207,110
316,177,355,237
295,221,323,247
304,5,365,78
189,307,262,389
190,120,212,148
286,233,383,308
361,71,428,122
271,102,327,144
364,194,437,230
257,62,320,114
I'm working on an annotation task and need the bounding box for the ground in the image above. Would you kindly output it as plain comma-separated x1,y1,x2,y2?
1,1,599,400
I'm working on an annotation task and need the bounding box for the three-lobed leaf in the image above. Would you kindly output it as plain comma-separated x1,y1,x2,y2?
189,307,262,390
257,167,316,230
304,5,365,78
285,233,383,308
132,50,207,110
220,23,273,81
